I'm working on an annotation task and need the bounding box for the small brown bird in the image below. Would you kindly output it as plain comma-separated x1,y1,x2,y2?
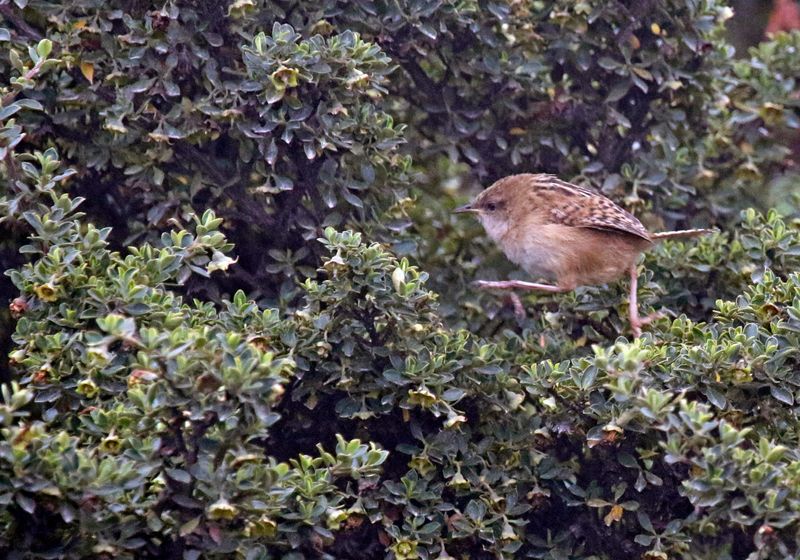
455,173,711,337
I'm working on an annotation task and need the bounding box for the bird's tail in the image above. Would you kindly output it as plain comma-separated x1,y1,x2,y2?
650,228,714,242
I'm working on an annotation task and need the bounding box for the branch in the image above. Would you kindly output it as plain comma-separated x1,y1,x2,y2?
0,3,43,42
1,58,45,107
398,59,442,106
186,410,218,465
174,141,276,230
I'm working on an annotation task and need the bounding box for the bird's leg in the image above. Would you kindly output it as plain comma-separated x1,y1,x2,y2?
474,280,570,292
628,264,665,338
504,292,526,320
475,280,570,321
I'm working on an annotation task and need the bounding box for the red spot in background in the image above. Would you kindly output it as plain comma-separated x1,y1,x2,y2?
766,0,800,34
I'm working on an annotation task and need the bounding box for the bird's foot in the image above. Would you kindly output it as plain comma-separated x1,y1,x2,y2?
629,310,667,338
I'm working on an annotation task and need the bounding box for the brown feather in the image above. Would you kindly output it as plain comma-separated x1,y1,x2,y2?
535,175,652,241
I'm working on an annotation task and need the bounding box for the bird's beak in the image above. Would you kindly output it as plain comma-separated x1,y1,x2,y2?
453,204,478,214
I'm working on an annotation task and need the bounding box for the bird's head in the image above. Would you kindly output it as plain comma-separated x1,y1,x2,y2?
454,175,533,241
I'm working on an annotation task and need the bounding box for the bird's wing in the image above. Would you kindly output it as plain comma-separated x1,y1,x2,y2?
541,177,652,241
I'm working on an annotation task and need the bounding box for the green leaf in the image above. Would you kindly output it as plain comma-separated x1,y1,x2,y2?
770,385,794,405
15,494,35,514
704,386,727,409
166,469,192,484
179,516,201,537
36,38,53,58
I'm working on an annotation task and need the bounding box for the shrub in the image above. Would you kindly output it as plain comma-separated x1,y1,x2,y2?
4,2,800,559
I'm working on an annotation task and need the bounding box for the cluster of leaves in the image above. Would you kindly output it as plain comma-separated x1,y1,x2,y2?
0,32,59,382
0,1,410,311
5,2,800,559
1,143,390,558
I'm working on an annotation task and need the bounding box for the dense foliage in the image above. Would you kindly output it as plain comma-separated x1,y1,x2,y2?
3,1,800,559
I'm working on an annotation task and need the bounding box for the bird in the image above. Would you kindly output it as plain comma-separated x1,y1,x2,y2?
454,173,712,337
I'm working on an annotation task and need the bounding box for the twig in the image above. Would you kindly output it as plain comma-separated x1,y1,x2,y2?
0,4,43,42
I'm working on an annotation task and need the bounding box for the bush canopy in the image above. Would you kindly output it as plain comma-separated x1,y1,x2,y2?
3,1,800,559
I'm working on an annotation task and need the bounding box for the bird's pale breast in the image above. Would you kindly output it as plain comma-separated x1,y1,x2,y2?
499,223,650,289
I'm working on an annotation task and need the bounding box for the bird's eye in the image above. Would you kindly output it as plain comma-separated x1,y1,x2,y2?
486,202,497,212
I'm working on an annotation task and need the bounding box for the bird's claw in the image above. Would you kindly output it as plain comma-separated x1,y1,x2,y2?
639,310,667,325
630,310,668,338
